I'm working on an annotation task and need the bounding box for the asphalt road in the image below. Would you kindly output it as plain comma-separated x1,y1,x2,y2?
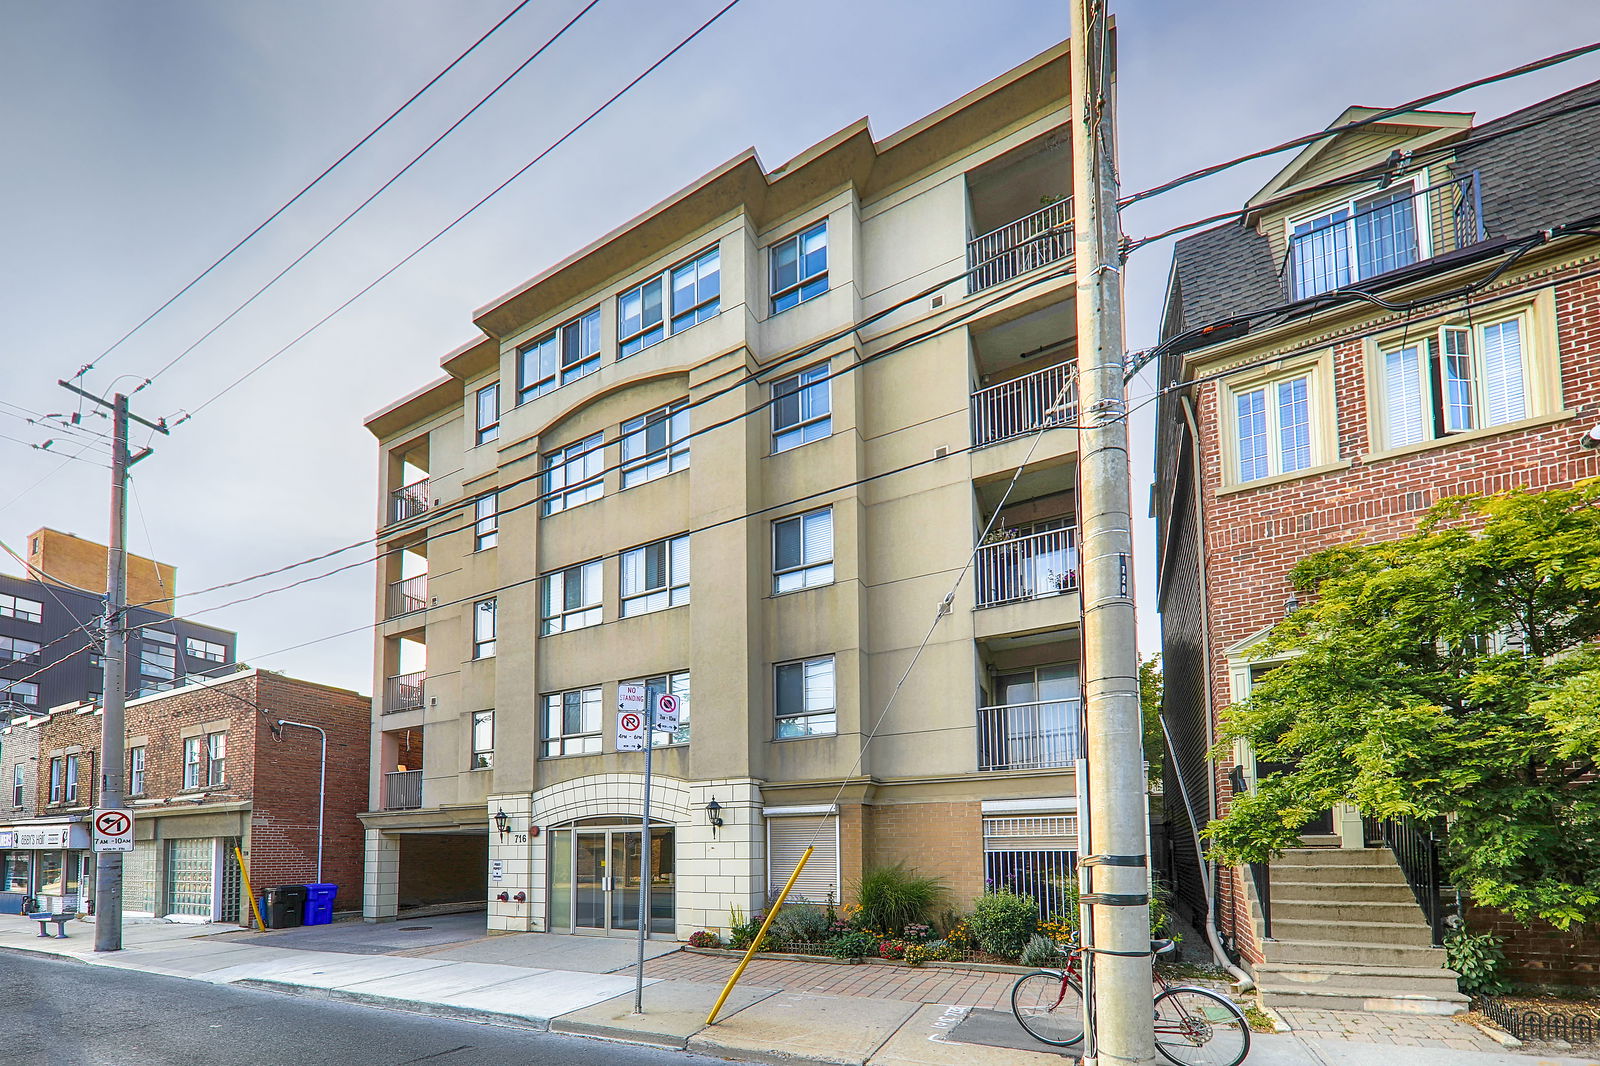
0,952,727,1066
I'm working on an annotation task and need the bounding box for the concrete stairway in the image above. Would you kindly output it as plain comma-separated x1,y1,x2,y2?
1249,847,1469,1015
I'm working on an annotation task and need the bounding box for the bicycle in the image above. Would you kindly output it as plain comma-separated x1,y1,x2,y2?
1011,937,1252,1066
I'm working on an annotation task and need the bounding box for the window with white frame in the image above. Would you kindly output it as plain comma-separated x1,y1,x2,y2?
542,434,604,515
183,736,202,789
767,813,839,903
0,635,40,662
1375,313,1532,450
0,593,43,623
619,245,721,359
473,599,497,659
770,221,828,313
1232,373,1314,483
471,710,494,769
186,637,226,663
775,655,836,738
621,671,690,747
542,687,602,757
64,753,80,803
1,679,38,706
621,535,690,616
474,492,499,550
620,401,689,487
1288,181,1426,300
11,763,23,807
48,757,61,804
772,364,831,453
518,308,601,402
206,731,226,786
542,560,602,634
773,507,833,593
475,383,500,445
129,746,146,796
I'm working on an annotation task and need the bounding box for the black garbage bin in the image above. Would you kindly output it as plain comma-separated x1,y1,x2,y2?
262,885,308,929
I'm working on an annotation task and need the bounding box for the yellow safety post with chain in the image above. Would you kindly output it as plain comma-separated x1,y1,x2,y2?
705,846,812,1025
235,846,266,932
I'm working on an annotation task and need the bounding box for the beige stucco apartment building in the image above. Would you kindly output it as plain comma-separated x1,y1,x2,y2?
359,44,1087,940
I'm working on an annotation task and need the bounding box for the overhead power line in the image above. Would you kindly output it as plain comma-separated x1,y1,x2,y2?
68,0,537,384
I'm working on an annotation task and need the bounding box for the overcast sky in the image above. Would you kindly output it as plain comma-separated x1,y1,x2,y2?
2,0,1597,695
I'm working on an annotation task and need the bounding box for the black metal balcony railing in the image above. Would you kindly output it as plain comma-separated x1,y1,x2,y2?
974,527,1078,608
977,699,1081,771
971,362,1077,448
384,671,425,713
389,478,431,524
1284,171,1485,301
387,575,427,617
384,770,422,810
967,200,1074,294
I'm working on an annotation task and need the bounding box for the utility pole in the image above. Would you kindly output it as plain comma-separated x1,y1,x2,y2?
1068,4,1155,1066
58,381,168,953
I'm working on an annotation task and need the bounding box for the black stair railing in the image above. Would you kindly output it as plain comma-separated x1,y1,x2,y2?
1378,816,1447,947
1248,861,1273,941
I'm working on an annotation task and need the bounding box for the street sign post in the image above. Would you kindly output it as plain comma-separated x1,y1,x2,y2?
92,809,134,853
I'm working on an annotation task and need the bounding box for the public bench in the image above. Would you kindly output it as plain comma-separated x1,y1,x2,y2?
27,912,74,939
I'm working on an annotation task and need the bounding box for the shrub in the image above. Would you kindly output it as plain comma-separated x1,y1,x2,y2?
829,930,878,960
687,930,722,948
968,889,1039,958
854,863,949,933
770,903,832,944
1019,934,1063,968
904,943,931,967
1444,929,1514,996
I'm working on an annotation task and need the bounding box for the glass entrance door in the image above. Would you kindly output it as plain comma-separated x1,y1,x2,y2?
554,823,673,937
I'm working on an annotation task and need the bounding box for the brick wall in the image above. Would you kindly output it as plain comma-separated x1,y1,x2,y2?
1468,906,1600,989
36,708,101,811
0,719,39,818
1191,265,1600,967
866,800,984,913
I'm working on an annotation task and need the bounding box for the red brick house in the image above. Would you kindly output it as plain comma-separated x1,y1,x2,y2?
0,669,368,922
1153,83,1600,1009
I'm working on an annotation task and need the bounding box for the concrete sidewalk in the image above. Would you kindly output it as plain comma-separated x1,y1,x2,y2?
2,915,1595,1066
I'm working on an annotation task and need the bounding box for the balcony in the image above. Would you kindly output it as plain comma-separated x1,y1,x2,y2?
967,200,1073,294
975,527,1078,608
387,575,428,617
977,699,1081,771
384,770,422,810
390,478,430,524
1283,171,1485,301
384,671,425,713
972,361,1077,448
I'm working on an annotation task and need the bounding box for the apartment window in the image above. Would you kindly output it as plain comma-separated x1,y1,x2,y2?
619,275,666,357
542,433,604,515
473,599,497,659
474,493,499,550
775,655,836,738
140,629,177,682
185,637,226,663
671,246,721,331
129,746,146,796
1,679,38,706
621,535,690,616
183,736,202,789
620,401,689,487
89,653,103,672
518,308,601,402
0,635,40,662
475,383,500,445
0,594,43,624
471,710,494,769
773,507,833,593
542,560,602,634
64,754,79,803
1376,316,1531,450
772,364,831,453
622,671,691,748
618,245,722,359
542,687,602,757
207,731,226,786
11,763,22,807
1289,183,1424,300
771,220,828,313
48,757,62,804
1233,374,1313,482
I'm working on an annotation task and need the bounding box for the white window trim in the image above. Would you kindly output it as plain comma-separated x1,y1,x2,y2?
620,400,690,488
517,307,601,404
474,493,499,551
471,710,494,770
475,382,500,446
769,220,829,313
473,598,497,659
620,535,690,617
771,363,832,454
542,560,603,635
617,243,721,360
542,434,605,516
772,506,834,594
541,687,603,758
1217,348,1335,489
1285,173,1432,299
774,654,837,739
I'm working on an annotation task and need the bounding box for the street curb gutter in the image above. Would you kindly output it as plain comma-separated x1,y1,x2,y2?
234,979,551,1033
0,945,90,965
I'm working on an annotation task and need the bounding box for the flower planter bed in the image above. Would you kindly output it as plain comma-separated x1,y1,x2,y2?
682,945,1034,974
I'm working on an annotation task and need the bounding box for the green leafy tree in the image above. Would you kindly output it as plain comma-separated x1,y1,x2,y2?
1204,484,1600,929
1141,654,1165,787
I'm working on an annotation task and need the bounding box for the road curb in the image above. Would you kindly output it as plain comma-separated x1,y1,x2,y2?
0,944,89,964
234,978,551,1032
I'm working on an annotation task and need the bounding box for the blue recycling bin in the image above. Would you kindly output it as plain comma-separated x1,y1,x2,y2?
302,883,337,926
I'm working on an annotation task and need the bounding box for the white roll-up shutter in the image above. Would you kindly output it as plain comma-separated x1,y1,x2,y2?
767,815,839,904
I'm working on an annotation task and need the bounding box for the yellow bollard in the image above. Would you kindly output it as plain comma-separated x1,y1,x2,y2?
235,846,267,932
705,846,812,1026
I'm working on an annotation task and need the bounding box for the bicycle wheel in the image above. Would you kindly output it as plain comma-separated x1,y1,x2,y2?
1152,986,1251,1066
1011,970,1084,1046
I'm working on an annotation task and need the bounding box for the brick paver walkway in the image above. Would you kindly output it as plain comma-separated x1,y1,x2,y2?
645,952,1020,1010
1274,1006,1504,1051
